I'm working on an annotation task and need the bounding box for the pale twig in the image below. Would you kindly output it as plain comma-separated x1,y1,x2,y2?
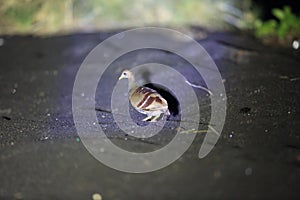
178,128,208,134
208,125,220,136
185,80,213,96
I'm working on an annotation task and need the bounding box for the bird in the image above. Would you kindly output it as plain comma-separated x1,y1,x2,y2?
118,69,170,122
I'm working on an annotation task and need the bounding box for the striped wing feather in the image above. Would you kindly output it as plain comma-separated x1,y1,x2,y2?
143,95,168,111
129,86,168,112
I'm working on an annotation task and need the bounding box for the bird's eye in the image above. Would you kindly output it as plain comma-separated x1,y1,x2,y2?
123,72,127,76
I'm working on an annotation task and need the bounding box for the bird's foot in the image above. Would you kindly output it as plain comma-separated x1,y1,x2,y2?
149,115,160,122
142,116,152,122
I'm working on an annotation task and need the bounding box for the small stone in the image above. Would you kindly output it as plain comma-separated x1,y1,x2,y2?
40,136,49,141
292,40,299,50
245,167,252,176
92,193,102,200
254,89,261,93
76,137,80,142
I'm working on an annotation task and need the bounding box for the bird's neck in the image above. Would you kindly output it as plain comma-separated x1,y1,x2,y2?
128,77,138,91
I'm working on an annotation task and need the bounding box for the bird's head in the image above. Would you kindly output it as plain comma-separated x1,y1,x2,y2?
119,70,133,80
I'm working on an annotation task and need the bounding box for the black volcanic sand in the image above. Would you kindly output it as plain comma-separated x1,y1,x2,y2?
0,30,299,199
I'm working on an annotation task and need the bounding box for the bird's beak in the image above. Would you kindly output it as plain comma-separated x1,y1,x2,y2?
118,75,124,80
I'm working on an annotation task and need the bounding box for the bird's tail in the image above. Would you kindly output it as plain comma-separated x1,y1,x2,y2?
165,109,170,116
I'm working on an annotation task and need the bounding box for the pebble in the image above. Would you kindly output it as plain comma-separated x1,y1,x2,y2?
254,89,260,94
292,40,299,50
11,88,17,94
92,193,102,200
40,136,49,141
245,167,252,176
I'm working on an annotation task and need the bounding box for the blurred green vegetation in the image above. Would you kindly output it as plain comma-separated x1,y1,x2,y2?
0,0,250,34
2,0,298,46
254,6,300,42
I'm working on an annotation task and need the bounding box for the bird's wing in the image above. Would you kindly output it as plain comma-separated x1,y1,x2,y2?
130,87,168,111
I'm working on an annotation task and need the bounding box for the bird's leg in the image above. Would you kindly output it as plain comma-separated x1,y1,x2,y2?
142,115,153,122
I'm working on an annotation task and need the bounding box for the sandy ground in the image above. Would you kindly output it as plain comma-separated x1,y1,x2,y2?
0,29,299,199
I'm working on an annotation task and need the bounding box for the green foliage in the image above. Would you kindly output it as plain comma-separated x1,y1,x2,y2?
0,0,228,34
4,3,36,28
255,6,300,40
